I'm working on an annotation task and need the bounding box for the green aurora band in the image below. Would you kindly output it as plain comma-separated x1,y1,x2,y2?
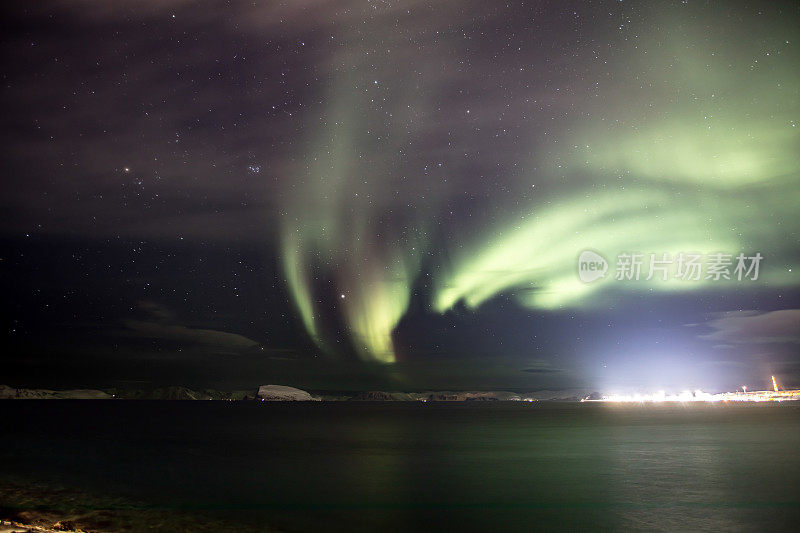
280,26,437,362
281,3,799,362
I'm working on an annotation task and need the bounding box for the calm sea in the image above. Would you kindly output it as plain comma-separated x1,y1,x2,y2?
1,401,799,532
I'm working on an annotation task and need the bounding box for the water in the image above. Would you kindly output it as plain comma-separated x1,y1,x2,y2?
1,401,799,532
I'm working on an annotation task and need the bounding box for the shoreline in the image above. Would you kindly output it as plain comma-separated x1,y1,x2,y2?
1,520,81,533
3,385,800,403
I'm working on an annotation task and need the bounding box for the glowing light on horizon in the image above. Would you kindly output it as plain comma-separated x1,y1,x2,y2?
585,387,800,403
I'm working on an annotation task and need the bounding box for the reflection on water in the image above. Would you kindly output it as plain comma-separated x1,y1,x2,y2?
1,402,798,531
606,410,800,531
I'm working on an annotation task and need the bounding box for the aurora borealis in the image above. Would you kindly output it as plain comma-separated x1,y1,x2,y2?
278,1,799,363
1,0,798,391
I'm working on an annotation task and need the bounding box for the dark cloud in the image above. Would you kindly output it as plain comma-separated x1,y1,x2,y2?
702,310,800,345
122,301,258,350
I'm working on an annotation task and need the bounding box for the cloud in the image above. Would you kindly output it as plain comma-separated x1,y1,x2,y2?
137,301,177,323
123,301,258,350
702,310,800,344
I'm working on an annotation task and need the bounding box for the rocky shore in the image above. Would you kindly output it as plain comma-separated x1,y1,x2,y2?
1,518,82,533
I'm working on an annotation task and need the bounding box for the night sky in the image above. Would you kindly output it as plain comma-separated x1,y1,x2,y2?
2,1,798,393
